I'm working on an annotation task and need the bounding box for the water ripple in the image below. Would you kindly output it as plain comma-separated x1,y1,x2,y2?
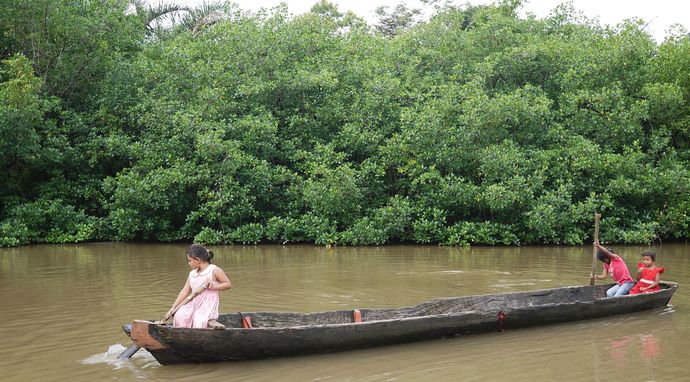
1,243,688,382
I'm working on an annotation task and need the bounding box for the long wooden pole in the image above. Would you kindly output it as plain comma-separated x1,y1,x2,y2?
161,283,209,323
590,213,601,286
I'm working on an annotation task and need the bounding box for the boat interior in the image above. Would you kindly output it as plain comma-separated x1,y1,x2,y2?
214,283,675,329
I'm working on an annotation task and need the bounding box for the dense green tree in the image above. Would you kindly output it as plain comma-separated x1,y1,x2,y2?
374,3,422,37
1,0,690,247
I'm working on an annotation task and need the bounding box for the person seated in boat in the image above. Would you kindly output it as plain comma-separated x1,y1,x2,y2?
629,251,664,295
166,244,231,328
592,242,635,297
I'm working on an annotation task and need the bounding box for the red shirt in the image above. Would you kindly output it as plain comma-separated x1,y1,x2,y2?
604,256,634,285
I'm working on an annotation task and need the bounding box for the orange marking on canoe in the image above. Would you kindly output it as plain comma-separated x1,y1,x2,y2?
241,315,253,329
130,320,167,350
353,309,362,323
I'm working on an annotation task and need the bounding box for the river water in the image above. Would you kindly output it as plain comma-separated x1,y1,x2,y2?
0,243,688,381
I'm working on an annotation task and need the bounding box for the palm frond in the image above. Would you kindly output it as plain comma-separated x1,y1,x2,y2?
131,1,189,35
179,1,226,35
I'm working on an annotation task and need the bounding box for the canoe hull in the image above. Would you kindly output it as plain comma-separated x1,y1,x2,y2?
126,282,677,364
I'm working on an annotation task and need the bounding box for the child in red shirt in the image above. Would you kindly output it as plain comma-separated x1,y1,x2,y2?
593,243,635,297
629,251,664,294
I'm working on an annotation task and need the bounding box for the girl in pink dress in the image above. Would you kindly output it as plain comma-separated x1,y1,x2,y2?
629,251,664,295
167,244,231,328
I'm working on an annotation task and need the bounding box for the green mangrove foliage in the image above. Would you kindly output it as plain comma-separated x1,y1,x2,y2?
1,0,689,246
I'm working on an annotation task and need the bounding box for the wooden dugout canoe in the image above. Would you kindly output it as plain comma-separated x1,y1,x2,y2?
122,282,677,365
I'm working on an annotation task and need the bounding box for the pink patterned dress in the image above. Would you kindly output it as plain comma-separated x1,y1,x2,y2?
173,264,220,328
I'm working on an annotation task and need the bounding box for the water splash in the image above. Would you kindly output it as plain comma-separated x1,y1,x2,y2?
81,343,158,378
81,344,130,365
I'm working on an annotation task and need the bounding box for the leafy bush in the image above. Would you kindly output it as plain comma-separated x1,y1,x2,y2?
0,199,97,245
227,223,264,245
194,227,225,245
445,221,520,246
340,217,389,245
412,208,448,244
2,1,690,247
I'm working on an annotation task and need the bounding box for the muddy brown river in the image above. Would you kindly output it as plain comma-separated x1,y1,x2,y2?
0,243,688,381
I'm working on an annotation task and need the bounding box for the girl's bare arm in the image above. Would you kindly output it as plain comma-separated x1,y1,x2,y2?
593,265,608,280
594,243,614,257
210,267,232,291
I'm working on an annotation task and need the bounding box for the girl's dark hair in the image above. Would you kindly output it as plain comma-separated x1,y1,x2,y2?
186,243,214,263
596,250,609,262
642,251,656,261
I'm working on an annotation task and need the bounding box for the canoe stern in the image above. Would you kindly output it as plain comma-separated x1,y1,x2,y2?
130,320,167,350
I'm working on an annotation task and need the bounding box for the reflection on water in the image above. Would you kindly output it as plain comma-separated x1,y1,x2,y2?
0,243,689,381
638,333,662,359
606,332,663,377
609,336,631,363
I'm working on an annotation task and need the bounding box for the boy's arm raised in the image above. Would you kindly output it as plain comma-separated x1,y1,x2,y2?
594,243,614,257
